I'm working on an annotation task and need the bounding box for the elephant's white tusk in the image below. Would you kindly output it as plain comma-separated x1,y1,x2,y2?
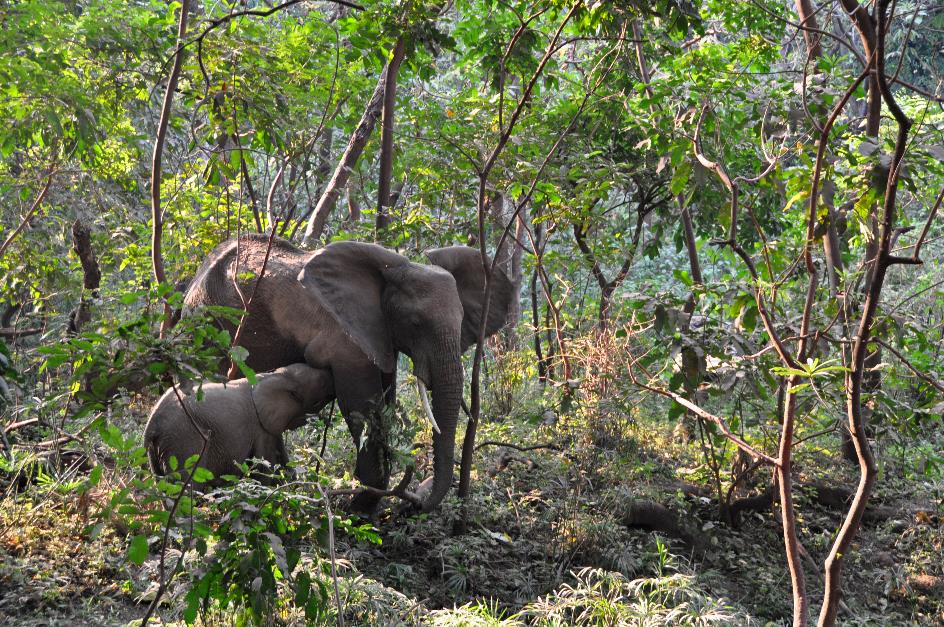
416,379,441,435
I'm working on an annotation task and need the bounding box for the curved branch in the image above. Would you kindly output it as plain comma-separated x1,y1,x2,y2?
0,171,55,262
152,0,191,338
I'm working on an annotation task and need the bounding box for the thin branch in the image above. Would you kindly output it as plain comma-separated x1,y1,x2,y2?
474,440,562,453
911,185,943,261
0,171,55,262
626,349,778,466
192,0,363,48
152,0,191,339
875,338,944,394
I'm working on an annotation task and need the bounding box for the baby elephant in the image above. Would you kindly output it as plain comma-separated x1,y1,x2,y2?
144,363,334,483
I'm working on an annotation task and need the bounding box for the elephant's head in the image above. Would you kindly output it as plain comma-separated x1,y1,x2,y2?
253,363,334,435
298,242,514,511
425,246,515,351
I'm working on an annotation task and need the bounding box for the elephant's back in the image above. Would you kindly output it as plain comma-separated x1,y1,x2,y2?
183,236,313,371
185,235,308,309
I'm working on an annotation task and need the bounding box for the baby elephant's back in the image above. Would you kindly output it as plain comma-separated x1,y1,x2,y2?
144,381,252,476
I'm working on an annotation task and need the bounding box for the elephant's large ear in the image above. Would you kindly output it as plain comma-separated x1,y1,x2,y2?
298,241,405,372
425,246,515,352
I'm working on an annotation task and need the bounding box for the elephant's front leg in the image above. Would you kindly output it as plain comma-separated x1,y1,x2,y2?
332,363,392,514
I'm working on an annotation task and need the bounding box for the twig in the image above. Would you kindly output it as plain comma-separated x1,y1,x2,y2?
875,338,944,394
0,171,55,262
0,327,43,339
911,185,943,261
3,418,40,433
474,440,561,453
192,0,363,50
316,484,345,627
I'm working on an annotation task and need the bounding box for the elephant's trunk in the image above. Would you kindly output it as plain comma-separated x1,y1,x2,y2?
421,344,462,512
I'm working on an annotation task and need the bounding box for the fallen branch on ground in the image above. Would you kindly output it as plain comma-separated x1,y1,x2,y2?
3,418,40,433
329,466,423,509
474,440,561,453
0,327,43,339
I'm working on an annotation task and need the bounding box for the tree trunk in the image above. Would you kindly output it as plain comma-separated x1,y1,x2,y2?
67,220,101,335
490,192,525,349
530,267,546,383
679,201,703,315
504,201,526,349
151,0,191,338
376,38,407,236
301,66,389,244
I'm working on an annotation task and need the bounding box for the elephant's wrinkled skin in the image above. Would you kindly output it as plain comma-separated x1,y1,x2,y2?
183,235,514,512
144,363,334,483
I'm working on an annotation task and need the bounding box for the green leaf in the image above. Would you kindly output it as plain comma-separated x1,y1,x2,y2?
783,189,808,213
191,466,214,484
771,366,809,378
670,163,691,195
126,534,149,565
100,424,124,449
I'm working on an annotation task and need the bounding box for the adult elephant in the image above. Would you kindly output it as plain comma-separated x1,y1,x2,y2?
183,234,514,512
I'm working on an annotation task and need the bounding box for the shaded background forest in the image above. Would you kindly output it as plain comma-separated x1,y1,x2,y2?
1,0,943,625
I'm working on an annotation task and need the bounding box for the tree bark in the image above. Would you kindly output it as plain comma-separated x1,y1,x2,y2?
0,172,54,262
376,37,407,236
67,220,101,335
301,65,388,244
151,0,191,337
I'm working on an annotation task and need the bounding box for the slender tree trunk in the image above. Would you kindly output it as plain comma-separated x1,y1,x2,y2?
544,275,556,379
504,202,526,349
530,267,546,383
301,66,388,244
679,202,703,315
819,7,911,622
780,376,808,625
631,20,653,99
376,38,407,236
458,4,578,514
794,0,823,59
151,0,191,337
489,192,525,348
838,0,883,464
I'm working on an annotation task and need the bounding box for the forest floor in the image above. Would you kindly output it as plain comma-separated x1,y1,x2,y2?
1,397,943,625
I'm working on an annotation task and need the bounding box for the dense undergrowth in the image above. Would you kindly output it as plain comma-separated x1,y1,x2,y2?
2,343,942,625
3,0,944,625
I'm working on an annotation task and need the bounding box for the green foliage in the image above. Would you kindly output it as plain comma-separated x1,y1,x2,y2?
522,567,747,626
179,472,380,625
2,0,943,623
